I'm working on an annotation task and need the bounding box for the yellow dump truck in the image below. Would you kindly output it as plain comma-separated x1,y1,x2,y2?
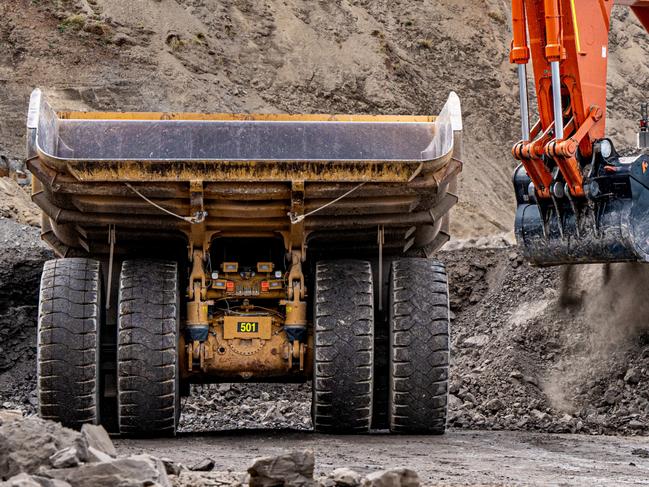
28,89,462,435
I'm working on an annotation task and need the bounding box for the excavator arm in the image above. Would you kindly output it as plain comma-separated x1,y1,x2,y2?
510,0,649,265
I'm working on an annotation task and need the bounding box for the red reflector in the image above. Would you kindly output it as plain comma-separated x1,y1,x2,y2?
261,281,270,292
226,281,235,291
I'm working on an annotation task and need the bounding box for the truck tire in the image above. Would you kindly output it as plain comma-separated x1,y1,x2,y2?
313,260,374,433
117,260,180,436
389,258,450,434
37,258,102,429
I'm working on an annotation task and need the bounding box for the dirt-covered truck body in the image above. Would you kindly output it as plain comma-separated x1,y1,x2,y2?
28,88,462,435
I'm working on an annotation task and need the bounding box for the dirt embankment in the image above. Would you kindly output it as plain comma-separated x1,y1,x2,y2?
0,177,39,226
2,218,648,437
1,1,649,238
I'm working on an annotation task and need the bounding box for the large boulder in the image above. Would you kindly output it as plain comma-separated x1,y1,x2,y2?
79,425,117,458
0,417,79,479
248,450,315,487
0,416,170,487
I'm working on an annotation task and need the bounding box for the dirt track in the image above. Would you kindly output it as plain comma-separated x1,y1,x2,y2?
115,429,649,486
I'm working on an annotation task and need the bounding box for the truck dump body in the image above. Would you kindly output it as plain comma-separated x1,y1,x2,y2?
27,89,462,257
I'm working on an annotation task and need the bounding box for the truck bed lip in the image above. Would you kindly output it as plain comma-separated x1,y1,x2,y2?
36,152,443,183
27,89,461,180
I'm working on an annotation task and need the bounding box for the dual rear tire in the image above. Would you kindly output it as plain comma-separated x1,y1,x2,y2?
312,258,450,434
117,260,180,436
37,259,102,429
37,258,180,436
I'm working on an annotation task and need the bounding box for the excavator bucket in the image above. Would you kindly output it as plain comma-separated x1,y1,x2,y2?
514,145,649,266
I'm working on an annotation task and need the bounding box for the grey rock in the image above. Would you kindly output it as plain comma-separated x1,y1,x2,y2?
531,409,548,421
85,447,113,464
0,417,79,479
558,414,574,423
1,473,71,487
509,370,523,380
189,458,215,472
317,476,337,487
484,398,504,413
624,368,642,385
463,392,477,404
603,388,620,405
331,467,361,486
462,335,490,348
448,394,462,411
523,376,539,387
41,454,171,487
0,409,23,425
161,458,182,476
628,420,645,430
248,450,315,487
471,412,487,425
516,415,530,428
361,468,420,487
49,448,80,469
80,424,117,458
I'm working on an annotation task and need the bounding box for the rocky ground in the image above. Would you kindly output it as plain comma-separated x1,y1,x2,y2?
3,410,649,487
115,429,649,486
2,216,649,438
1,412,429,487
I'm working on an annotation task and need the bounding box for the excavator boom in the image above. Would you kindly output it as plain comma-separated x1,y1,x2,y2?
511,0,649,265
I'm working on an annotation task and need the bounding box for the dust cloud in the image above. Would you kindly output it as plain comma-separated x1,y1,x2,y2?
576,263,649,346
543,262,649,414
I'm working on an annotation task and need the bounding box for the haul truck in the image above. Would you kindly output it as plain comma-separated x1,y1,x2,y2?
29,89,462,435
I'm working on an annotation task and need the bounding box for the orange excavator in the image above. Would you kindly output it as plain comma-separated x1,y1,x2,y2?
510,0,649,264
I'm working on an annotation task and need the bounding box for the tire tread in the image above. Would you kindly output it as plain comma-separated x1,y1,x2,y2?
117,259,179,436
313,260,374,433
389,258,450,434
37,258,101,429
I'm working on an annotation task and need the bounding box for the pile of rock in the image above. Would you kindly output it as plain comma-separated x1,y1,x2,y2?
0,220,53,415
179,383,311,432
441,246,649,436
0,412,170,487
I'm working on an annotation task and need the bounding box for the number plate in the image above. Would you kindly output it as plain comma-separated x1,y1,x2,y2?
237,321,259,333
223,316,272,340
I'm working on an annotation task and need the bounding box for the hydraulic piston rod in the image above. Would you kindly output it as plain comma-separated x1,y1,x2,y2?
517,64,530,141
550,61,564,140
